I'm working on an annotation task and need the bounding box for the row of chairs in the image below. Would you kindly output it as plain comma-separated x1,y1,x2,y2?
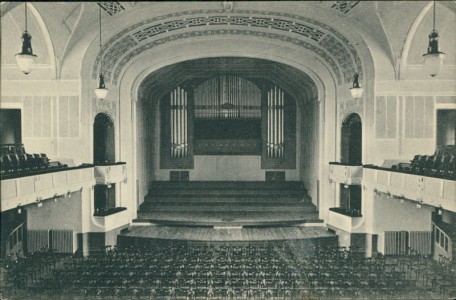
0,144,25,156
0,152,67,177
393,154,455,179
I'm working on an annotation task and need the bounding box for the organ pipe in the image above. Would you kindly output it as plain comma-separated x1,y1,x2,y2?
170,86,188,158
193,75,261,119
267,86,284,158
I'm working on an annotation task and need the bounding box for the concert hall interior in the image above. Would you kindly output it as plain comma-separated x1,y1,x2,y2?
1,1,456,299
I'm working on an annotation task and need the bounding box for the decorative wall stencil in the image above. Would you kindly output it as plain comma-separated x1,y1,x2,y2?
110,29,343,85
319,35,356,83
330,1,360,14
131,16,325,42
436,96,456,104
375,96,397,139
91,9,363,86
339,98,363,120
92,36,137,80
97,2,125,16
92,98,116,123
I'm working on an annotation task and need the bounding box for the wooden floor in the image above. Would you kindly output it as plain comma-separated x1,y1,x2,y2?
121,225,335,242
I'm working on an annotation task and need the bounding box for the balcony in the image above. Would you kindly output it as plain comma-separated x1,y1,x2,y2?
92,207,130,232
1,166,95,212
363,166,456,213
94,162,127,185
327,207,364,233
329,162,363,185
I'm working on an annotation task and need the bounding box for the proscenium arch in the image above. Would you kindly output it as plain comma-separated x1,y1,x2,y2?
103,26,375,222
89,6,367,86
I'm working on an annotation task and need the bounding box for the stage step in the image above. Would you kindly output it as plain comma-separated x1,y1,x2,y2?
141,203,315,212
119,225,336,242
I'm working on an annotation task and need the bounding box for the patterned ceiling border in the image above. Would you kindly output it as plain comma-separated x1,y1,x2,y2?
92,9,363,85
110,29,342,85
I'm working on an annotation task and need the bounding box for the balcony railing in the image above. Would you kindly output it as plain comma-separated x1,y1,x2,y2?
94,162,127,185
329,162,363,185
1,166,95,212
363,166,456,213
327,207,363,233
92,207,130,232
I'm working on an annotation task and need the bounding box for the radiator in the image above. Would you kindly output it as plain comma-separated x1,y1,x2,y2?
27,230,49,252
409,231,432,255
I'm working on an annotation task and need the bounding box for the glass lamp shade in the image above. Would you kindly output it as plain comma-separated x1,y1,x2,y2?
94,73,109,99
350,87,364,99
423,52,445,77
16,31,37,74
94,87,109,99
15,53,37,74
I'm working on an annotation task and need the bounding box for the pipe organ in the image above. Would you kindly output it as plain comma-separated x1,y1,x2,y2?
170,87,188,158
194,75,261,119
267,86,284,158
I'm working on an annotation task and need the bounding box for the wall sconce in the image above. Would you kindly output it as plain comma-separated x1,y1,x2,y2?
422,1,445,77
386,192,392,199
416,201,423,209
350,73,364,99
344,184,349,189
400,198,405,204
17,205,22,214
67,191,71,198
107,184,112,188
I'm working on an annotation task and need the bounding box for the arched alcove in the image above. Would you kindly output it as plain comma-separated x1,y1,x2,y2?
341,113,362,165
93,113,115,164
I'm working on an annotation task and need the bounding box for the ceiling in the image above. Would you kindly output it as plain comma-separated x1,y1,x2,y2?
1,1,455,81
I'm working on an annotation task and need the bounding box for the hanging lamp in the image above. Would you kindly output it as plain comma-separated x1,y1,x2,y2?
350,73,363,99
94,5,109,99
15,2,37,75
422,1,445,77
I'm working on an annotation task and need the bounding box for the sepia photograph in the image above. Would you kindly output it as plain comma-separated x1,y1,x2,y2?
0,1,455,299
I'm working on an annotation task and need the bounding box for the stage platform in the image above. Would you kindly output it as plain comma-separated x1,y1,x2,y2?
120,225,336,242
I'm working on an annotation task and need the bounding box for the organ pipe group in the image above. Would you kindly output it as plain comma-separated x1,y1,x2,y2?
267,86,284,158
170,87,188,158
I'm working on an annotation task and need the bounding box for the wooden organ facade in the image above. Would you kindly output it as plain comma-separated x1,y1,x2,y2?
160,75,296,171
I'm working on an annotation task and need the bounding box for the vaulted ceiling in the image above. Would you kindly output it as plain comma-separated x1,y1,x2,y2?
1,1,455,81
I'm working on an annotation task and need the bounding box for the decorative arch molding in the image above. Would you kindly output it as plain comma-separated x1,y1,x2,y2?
91,9,364,85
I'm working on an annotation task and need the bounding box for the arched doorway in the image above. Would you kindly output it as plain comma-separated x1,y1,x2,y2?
341,113,362,165
93,113,115,164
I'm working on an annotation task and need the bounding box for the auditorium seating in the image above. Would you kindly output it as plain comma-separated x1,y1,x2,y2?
2,242,451,299
0,144,68,178
391,145,455,180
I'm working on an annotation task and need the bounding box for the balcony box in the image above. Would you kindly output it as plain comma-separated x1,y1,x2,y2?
94,162,127,185
329,162,363,185
93,207,129,232
327,207,363,233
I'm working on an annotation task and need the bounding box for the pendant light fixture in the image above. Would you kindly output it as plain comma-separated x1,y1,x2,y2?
350,73,363,99
94,5,109,99
422,1,445,77
15,2,37,75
